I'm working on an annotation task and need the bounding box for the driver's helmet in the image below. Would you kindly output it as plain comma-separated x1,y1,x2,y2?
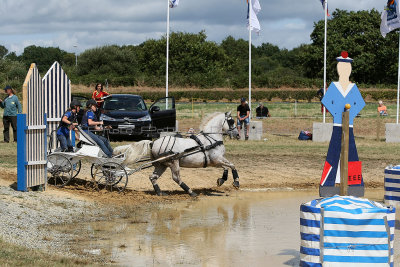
70,100,82,109
86,99,97,108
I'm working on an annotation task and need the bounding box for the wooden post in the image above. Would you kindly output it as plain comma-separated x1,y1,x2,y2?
340,105,350,196
376,114,382,141
22,64,35,114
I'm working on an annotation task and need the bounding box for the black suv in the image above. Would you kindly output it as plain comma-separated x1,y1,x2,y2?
100,95,176,138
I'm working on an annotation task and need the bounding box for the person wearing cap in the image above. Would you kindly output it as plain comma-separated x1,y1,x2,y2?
81,99,113,158
0,85,22,143
237,97,250,140
57,100,81,152
320,51,365,192
256,103,270,118
378,100,388,116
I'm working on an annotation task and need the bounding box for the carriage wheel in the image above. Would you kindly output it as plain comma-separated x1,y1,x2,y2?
93,162,128,193
90,163,98,179
47,154,74,187
72,160,82,179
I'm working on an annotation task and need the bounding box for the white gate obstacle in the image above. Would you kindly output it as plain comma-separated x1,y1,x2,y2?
43,61,72,151
384,165,400,207
300,195,395,266
17,63,47,191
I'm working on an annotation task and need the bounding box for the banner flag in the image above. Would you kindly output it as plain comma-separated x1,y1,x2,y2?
169,0,179,8
247,0,261,33
319,0,330,16
381,0,400,37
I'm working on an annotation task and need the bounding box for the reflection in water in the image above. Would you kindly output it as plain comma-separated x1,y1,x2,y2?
62,189,398,267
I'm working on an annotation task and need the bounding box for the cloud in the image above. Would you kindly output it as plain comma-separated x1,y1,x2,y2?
0,0,384,54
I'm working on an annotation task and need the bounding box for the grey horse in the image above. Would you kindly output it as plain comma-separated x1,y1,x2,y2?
149,112,240,197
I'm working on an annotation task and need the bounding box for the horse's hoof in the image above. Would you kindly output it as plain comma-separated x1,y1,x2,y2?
217,178,225,187
232,181,240,189
189,192,198,197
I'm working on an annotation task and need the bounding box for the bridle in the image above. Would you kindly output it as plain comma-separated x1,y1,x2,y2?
222,113,237,137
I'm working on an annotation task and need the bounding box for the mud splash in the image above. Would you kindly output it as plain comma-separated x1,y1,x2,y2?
55,189,399,266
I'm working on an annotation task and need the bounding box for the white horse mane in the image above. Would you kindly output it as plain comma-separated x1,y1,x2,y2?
200,112,225,131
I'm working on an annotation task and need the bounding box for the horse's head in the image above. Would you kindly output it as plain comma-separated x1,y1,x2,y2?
223,111,239,139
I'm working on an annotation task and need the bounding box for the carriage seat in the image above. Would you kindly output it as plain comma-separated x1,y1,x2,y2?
76,126,97,147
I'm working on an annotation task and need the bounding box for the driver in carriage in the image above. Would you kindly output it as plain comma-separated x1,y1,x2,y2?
81,99,114,158
57,100,81,152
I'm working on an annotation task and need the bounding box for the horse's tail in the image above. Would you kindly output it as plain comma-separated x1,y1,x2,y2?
114,140,153,165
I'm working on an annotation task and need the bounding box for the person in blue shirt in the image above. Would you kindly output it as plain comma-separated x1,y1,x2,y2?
320,51,365,197
81,99,113,158
0,85,22,143
57,100,81,152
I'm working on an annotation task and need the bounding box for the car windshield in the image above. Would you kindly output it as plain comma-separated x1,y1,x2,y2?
72,96,88,107
103,96,147,111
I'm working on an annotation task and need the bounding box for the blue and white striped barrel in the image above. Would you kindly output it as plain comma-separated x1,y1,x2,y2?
300,195,395,266
385,165,400,207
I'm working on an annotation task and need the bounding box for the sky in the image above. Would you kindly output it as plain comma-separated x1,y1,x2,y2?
0,0,385,55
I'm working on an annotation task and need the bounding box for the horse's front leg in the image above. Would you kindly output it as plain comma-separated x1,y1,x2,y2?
149,163,168,196
215,157,240,189
217,168,229,187
170,160,198,197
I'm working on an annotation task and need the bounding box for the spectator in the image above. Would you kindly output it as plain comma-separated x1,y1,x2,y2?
378,100,388,116
92,83,111,109
256,103,270,118
237,97,250,140
57,100,81,152
0,85,22,143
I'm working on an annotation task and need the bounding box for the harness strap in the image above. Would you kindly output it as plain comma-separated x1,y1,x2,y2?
189,134,224,168
205,141,223,150
190,135,208,168
158,136,177,157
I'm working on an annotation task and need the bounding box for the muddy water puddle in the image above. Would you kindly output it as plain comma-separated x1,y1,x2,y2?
55,189,399,266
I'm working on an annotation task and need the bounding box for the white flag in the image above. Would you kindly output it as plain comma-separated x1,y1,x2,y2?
170,0,179,8
381,0,400,37
247,0,261,33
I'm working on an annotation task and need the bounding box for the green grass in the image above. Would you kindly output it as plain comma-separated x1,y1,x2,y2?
0,238,97,267
175,101,399,120
0,101,398,171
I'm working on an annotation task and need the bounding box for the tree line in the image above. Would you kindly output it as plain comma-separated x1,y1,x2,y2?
0,9,398,91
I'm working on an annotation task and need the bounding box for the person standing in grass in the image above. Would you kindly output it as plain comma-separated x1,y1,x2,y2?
0,85,22,143
237,97,250,140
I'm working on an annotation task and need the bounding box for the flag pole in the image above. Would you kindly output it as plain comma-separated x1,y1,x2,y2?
323,0,328,123
397,31,400,124
249,0,252,119
166,0,170,109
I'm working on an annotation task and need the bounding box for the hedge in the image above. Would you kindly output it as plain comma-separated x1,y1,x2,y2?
72,89,400,103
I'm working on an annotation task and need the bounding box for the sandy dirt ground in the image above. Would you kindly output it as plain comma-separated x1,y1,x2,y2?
0,136,392,205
